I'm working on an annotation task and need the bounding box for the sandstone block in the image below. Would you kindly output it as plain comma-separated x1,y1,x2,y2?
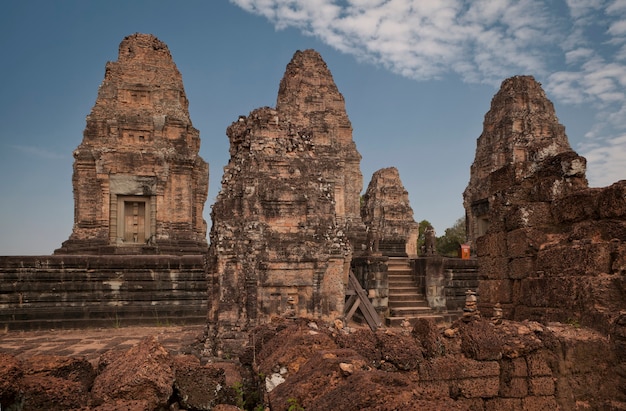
476,232,507,258
536,243,612,277
504,202,552,230
499,376,528,398
529,377,555,396
92,336,174,409
173,355,230,410
478,256,509,280
526,350,556,376
458,376,500,398
597,181,626,218
478,279,513,304
521,396,558,410
508,257,535,280
506,228,545,259
419,356,499,381
485,398,523,411
552,189,600,224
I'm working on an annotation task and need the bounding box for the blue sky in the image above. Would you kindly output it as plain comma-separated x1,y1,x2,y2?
1,0,624,255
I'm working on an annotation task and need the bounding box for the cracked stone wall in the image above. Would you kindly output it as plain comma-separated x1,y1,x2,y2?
55,34,208,255
207,50,367,355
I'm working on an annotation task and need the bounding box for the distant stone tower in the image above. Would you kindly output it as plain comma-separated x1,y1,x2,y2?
361,167,419,257
207,50,366,354
463,76,586,244
55,33,209,255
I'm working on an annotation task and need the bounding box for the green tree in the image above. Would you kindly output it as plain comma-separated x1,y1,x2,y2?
436,216,467,257
417,219,434,255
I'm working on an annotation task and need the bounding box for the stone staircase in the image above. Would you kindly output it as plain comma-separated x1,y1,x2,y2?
386,257,443,326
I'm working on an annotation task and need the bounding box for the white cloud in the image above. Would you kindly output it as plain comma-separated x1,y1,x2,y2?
581,133,626,185
231,0,557,84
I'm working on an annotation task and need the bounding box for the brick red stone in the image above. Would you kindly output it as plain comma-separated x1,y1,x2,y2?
476,232,508,258
506,228,545,259
478,279,513,304
529,377,555,396
521,396,559,410
504,202,552,231
536,243,612,277
485,398,523,411
526,350,557,377
418,356,500,381
508,257,535,280
500,377,528,398
458,376,500,398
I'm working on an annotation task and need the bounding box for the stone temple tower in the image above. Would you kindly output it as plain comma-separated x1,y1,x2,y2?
463,75,584,245
55,33,209,255
207,50,366,354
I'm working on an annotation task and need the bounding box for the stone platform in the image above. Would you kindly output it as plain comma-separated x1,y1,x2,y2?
0,325,205,361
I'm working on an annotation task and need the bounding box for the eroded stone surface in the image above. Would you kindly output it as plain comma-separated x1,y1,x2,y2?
463,75,626,395
56,33,208,255
361,167,419,257
463,75,586,244
207,50,366,355
91,336,174,409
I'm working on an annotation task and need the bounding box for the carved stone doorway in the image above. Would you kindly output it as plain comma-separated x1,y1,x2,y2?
116,196,151,245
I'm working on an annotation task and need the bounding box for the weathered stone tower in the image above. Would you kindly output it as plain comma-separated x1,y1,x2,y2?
207,50,366,354
463,76,582,245
55,33,209,255
463,75,626,346
361,167,419,257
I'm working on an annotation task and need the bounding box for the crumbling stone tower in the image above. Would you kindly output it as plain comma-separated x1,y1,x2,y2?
207,50,366,354
361,167,419,257
55,33,209,255
463,75,583,244
463,76,626,336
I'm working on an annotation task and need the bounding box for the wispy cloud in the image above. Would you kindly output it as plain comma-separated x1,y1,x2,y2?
231,0,626,187
9,144,67,160
233,0,559,84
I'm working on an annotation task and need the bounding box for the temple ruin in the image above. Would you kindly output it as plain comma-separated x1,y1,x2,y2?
361,167,419,257
206,50,367,354
463,76,580,245
55,33,209,255
464,75,625,337
1,34,625,409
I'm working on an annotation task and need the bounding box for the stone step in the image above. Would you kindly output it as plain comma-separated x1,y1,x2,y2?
388,289,424,296
388,300,429,308
389,306,434,317
388,279,416,287
387,276,413,283
389,294,426,303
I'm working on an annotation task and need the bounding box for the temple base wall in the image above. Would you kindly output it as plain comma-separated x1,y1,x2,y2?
0,255,207,330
